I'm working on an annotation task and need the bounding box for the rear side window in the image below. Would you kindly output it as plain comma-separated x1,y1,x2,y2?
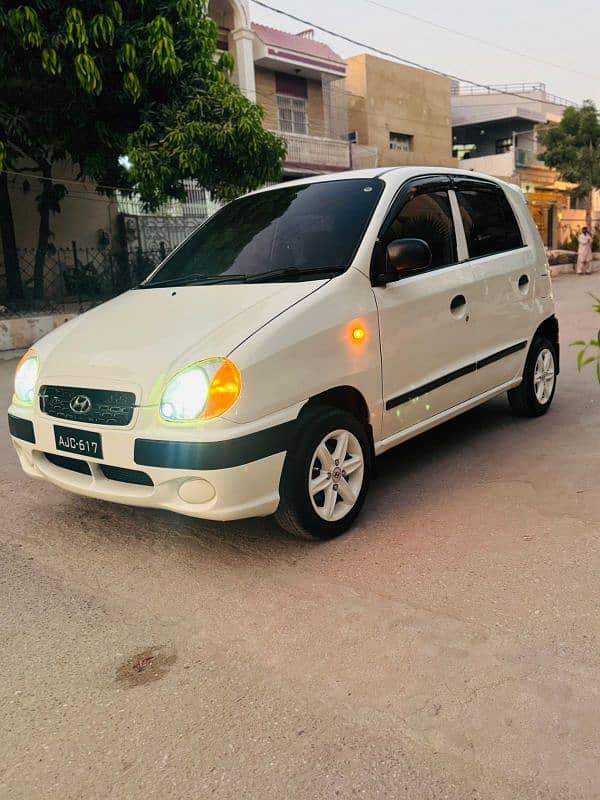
457,188,523,258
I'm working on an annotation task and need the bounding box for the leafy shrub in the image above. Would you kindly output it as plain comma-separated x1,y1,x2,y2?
574,295,600,383
559,229,600,252
63,262,102,297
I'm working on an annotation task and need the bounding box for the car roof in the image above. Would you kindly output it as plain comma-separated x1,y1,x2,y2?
247,166,515,195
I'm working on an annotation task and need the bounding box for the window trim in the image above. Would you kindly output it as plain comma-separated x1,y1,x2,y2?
370,173,531,285
371,175,460,282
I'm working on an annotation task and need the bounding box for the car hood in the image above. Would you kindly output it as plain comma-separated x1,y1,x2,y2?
35,281,326,402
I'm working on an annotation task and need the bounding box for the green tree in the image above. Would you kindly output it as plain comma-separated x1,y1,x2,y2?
0,1,285,302
537,101,600,230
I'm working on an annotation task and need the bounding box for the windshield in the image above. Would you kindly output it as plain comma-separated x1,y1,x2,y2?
142,178,384,287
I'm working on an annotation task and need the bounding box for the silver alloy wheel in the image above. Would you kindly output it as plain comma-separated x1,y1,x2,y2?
308,429,365,522
534,348,555,404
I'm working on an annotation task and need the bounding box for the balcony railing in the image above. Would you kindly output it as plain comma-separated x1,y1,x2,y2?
515,148,544,168
117,181,220,218
451,82,577,108
458,147,545,176
271,130,350,172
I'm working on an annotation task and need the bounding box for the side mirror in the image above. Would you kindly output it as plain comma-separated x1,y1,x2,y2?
386,238,432,275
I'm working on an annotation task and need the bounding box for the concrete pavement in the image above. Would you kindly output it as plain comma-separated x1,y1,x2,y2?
1,273,600,799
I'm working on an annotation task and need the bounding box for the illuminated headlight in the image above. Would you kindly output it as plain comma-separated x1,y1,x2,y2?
14,350,39,405
160,358,242,422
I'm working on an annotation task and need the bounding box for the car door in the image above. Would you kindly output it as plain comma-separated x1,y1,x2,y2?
452,178,536,394
372,176,479,440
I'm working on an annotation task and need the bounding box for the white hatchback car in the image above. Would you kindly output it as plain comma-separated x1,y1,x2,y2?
8,167,558,539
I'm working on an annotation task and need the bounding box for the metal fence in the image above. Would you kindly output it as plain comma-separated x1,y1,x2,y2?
117,181,221,218
0,245,172,317
450,81,577,108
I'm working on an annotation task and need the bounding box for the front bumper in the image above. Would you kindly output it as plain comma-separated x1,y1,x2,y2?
8,409,298,522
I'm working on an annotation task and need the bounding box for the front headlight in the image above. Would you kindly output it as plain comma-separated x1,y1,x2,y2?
14,350,39,405
160,358,242,422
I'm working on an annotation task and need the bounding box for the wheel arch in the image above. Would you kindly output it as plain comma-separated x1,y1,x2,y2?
300,385,376,474
534,314,560,373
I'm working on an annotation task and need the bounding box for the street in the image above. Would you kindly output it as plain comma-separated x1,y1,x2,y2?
1,273,600,800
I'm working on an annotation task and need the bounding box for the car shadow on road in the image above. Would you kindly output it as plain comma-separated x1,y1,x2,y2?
60,393,532,566
129,394,522,552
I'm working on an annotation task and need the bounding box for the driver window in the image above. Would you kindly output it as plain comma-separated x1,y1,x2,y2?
385,190,457,269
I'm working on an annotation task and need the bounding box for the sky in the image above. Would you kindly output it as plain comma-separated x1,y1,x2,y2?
250,0,600,107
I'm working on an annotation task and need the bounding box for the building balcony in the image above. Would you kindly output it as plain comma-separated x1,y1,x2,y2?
271,130,351,174
514,147,544,169
460,148,544,178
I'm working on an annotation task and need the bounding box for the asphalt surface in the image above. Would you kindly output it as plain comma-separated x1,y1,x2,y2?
2,273,600,800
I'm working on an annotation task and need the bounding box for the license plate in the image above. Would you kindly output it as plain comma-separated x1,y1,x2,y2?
54,425,103,459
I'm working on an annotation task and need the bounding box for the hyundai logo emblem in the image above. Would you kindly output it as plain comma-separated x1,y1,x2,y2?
69,394,92,414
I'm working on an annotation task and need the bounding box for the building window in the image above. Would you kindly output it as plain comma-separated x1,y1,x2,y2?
216,28,229,51
453,144,476,160
389,132,413,152
496,137,512,154
277,95,308,135
275,73,308,135
347,130,358,144
570,194,588,211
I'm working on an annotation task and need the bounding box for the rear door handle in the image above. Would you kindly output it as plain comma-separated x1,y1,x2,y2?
450,294,466,314
450,294,469,321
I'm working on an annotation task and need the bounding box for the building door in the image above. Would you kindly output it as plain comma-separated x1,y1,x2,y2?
547,205,556,248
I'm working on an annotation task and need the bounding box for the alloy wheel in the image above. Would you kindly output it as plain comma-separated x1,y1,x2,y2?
308,429,365,522
534,348,555,404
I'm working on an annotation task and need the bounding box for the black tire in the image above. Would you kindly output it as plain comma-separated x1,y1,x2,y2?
508,336,557,417
275,405,372,540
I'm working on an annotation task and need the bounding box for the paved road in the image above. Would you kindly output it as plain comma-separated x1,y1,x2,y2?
2,274,600,800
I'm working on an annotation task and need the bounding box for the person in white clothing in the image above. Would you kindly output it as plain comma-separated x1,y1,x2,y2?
576,227,593,274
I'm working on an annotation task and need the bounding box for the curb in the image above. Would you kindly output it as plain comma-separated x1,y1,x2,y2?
0,312,76,354
549,263,600,277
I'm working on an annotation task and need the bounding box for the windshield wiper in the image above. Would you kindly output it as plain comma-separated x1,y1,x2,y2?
245,266,344,283
140,273,248,289
141,266,344,288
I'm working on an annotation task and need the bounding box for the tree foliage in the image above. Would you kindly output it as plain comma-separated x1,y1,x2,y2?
537,102,600,226
0,0,286,300
0,0,284,201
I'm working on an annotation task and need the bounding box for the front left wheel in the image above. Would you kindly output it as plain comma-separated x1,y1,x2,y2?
275,405,372,540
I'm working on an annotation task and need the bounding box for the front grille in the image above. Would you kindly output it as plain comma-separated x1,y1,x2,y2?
44,454,153,487
40,385,136,426
100,465,154,486
45,452,92,475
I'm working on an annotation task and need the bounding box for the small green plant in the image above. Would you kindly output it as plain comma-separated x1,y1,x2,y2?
63,262,102,297
573,295,600,382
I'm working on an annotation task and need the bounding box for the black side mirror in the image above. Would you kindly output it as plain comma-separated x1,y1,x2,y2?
386,238,432,276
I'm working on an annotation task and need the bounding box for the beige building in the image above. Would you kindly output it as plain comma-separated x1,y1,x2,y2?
451,82,600,247
345,54,455,169
210,0,353,177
